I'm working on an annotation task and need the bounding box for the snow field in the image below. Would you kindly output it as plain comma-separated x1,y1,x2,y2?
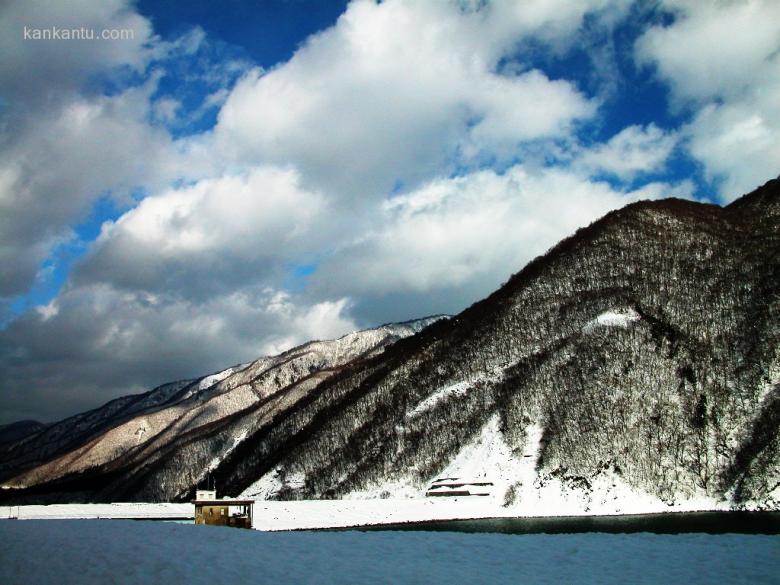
0,502,192,520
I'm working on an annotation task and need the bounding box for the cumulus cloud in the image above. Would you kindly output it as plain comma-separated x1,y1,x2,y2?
1,0,730,424
0,0,193,297
575,124,678,180
0,0,240,299
75,166,329,297
0,284,356,422
0,80,197,296
685,83,780,200
635,0,780,103
312,165,693,307
214,0,606,200
636,0,780,199
0,0,152,109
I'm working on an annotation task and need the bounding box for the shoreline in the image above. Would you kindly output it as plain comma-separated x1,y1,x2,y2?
322,510,780,535
2,500,777,533
0,502,192,521
253,497,771,531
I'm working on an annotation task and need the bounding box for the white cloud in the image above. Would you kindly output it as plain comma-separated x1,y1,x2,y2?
260,294,355,354
4,0,740,424
75,166,329,295
575,124,678,180
685,81,780,200
0,0,156,296
0,283,356,422
0,0,622,303
152,97,182,124
0,1,231,297
636,0,780,103
0,77,207,296
636,0,780,199
214,0,606,200
312,165,690,298
0,0,153,108
463,71,598,158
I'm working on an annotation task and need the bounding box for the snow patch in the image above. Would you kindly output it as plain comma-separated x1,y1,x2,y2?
252,488,730,531
291,415,732,529
241,469,306,500
407,381,470,418
206,429,249,472
431,414,521,501
241,472,283,501
509,467,729,517
755,347,779,405
582,308,640,333
343,478,422,500
198,367,235,391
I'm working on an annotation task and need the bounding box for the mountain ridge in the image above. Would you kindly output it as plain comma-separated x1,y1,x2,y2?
0,316,446,497
217,178,778,509
2,178,778,513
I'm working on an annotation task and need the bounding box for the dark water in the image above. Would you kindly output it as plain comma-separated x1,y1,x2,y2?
1,519,778,584
351,511,780,535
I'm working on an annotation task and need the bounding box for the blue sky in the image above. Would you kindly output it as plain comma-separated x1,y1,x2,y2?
138,0,349,69
1,0,778,422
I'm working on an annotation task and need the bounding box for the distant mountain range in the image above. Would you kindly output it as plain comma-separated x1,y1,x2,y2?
0,317,444,502
2,177,777,514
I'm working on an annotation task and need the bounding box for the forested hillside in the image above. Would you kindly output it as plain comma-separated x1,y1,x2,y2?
221,178,778,510
2,179,777,511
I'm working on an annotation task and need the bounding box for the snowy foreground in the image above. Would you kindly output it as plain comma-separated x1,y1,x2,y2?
0,502,191,520
254,495,730,531
1,494,729,530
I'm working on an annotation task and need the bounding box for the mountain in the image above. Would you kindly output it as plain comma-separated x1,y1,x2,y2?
2,178,778,513
220,177,778,511
0,317,444,502
0,421,48,447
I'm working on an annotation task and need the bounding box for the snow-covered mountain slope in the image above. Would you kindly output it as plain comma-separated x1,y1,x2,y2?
0,378,197,480
0,317,445,501
223,178,780,514
3,178,779,515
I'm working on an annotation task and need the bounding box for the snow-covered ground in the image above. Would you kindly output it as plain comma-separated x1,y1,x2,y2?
253,494,732,531
407,380,470,418
0,503,192,520
582,308,641,333
246,411,735,530
197,367,236,392
253,414,728,529
0,477,733,529
0,493,729,530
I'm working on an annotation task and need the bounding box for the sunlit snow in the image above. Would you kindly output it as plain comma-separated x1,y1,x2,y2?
582,308,641,333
